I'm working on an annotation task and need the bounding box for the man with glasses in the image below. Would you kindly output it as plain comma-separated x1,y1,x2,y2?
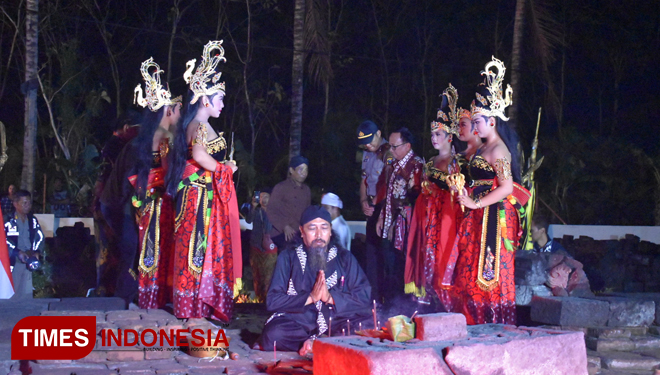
376,127,423,305
356,120,390,303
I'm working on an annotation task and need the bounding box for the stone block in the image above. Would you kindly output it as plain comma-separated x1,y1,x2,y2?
588,297,656,327
313,337,453,375
106,349,144,361
531,285,553,297
531,296,609,326
587,327,638,339
78,350,108,363
633,336,660,350
444,328,587,375
586,337,635,352
145,349,175,360
516,285,532,306
107,310,142,321
414,313,467,341
600,351,660,370
514,252,548,286
48,297,126,312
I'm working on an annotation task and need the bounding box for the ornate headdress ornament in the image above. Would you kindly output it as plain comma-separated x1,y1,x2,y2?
133,58,181,112
183,40,227,105
430,84,459,135
470,56,513,121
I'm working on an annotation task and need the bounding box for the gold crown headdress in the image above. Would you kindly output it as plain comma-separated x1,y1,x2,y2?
458,107,471,120
183,40,227,105
133,58,181,112
430,84,459,135
470,56,513,121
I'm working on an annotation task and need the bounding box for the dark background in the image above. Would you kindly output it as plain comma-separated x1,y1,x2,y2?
0,0,658,225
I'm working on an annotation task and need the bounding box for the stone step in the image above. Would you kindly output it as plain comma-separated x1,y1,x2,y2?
634,336,660,351
588,350,602,375
596,370,655,375
588,337,636,352
599,351,660,371
588,327,649,339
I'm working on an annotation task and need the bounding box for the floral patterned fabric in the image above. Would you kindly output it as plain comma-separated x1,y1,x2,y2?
404,159,463,305
128,149,174,310
441,155,521,325
172,136,240,322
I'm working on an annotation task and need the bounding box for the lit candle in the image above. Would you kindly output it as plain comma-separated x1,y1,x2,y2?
347,319,351,335
342,328,345,336
329,317,332,337
359,322,362,332
274,341,277,361
372,307,377,330
378,320,380,329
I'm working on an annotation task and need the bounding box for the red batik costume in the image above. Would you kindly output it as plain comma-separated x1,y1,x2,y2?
441,153,528,325
173,125,242,321
405,158,464,302
129,143,174,309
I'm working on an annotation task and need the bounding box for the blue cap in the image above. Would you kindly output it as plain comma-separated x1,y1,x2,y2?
300,205,332,226
356,121,379,145
289,155,309,169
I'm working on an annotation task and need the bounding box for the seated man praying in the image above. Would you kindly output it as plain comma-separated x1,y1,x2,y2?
257,205,371,354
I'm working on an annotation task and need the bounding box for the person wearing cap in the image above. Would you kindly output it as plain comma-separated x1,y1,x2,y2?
257,205,371,355
356,120,391,302
267,155,311,250
321,192,351,251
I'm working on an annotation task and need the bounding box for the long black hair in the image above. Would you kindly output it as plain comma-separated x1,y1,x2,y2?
133,108,166,201
493,116,522,184
165,90,219,196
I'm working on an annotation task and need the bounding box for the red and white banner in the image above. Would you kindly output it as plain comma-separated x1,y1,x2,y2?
0,206,14,299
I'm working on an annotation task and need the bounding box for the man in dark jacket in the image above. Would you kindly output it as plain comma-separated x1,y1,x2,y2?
257,206,371,355
4,190,44,298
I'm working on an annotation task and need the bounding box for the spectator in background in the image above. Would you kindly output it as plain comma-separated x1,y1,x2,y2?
246,188,276,301
4,190,44,299
49,178,71,218
321,192,351,251
377,127,424,305
268,156,311,250
531,215,566,253
1,184,16,220
355,120,390,302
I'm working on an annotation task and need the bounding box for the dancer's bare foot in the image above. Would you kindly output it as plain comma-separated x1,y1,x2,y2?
298,339,314,356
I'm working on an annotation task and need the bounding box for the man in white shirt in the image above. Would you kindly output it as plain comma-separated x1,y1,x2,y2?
321,193,351,251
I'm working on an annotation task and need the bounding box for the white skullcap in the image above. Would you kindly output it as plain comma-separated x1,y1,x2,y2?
321,192,343,209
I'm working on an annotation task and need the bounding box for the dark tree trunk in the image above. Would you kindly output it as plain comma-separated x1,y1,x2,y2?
22,0,39,193
290,0,306,161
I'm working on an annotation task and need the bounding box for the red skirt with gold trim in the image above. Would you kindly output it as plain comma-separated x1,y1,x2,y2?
404,184,462,304
172,160,239,322
137,192,174,309
441,199,520,325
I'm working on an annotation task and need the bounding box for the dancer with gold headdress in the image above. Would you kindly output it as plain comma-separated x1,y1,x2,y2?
404,85,463,308
166,41,242,321
129,58,181,309
442,57,528,325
